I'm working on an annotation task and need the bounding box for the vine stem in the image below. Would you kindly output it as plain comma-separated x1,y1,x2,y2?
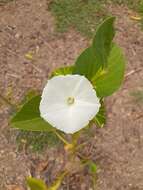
48,170,68,190
54,130,70,145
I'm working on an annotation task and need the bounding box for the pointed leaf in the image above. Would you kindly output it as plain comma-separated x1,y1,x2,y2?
73,47,100,79
92,16,115,68
10,96,54,131
92,44,126,97
27,177,48,190
73,17,115,79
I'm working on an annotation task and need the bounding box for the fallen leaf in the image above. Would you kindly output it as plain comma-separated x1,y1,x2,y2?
25,52,33,60
130,16,142,21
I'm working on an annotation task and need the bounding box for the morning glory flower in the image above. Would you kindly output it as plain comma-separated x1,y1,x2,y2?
40,75,100,134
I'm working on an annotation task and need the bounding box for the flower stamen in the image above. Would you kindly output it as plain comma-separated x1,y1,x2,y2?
67,97,75,105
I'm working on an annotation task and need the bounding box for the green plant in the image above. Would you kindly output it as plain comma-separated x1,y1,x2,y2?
48,0,107,38
49,0,143,36
10,17,126,189
16,131,61,152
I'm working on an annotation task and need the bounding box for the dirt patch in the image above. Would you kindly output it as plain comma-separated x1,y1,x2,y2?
0,1,143,190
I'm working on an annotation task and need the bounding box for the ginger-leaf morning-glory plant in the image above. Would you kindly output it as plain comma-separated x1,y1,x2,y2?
10,17,126,189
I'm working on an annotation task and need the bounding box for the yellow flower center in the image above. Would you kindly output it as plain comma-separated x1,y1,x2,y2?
67,97,75,105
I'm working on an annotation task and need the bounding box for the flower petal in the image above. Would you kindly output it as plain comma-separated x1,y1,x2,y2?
40,75,100,134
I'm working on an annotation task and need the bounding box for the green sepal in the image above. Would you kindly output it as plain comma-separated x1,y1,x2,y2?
51,66,74,77
93,100,106,128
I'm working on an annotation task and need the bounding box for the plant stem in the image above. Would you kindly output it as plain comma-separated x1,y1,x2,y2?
48,170,68,190
92,174,97,189
54,130,70,145
72,132,80,144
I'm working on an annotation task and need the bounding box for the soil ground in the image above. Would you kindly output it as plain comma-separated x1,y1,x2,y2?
0,0,143,189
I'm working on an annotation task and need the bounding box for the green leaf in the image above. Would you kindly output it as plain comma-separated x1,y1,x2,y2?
88,161,97,174
73,47,100,79
51,66,74,77
73,17,115,79
93,101,106,128
27,177,48,190
92,16,115,68
92,44,126,97
10,95,54,131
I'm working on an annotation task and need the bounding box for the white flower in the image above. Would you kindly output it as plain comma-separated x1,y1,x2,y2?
40,75,100,134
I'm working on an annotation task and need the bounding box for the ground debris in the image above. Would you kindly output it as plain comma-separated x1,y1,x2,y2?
7,185,25,190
